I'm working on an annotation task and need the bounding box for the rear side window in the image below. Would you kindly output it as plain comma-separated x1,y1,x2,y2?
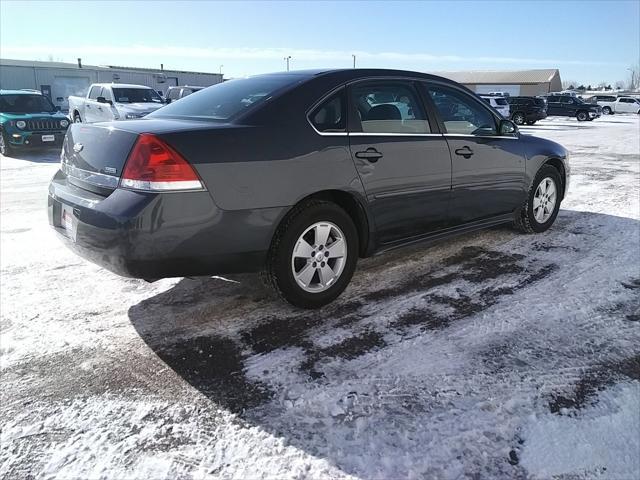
350,82,430,134
149,74,301,121
167,88,180,100
427,84,496,136
494,98,508,106
309,89,346,133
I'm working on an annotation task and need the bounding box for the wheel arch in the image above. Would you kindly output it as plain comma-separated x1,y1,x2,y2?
541,157,567,199
275,189,374,258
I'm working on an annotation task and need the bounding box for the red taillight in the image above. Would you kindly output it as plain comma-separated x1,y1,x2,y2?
120,133,203,192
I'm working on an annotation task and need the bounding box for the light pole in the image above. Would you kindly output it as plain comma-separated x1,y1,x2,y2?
284,56,291,71
352,54,356,68
219,64,223,75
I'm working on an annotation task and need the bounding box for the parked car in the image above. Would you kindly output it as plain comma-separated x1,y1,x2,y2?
507,96,548,125
485,91,511,97
589,95,640,115
545,94,601,121
48,69,569,308
164,85,205,104
0,89,70,156
479,95,510,118
68,83,164,124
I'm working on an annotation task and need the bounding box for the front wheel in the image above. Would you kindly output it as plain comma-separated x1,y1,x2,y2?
264,200,359,308
0,132,14,157
602,106,612,115
512,112,526,125
513,165,562,234
576,111,588,121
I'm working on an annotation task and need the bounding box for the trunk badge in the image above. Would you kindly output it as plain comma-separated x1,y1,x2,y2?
73,143,84,153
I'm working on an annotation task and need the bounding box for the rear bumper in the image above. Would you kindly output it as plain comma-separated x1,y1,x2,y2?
48,170,286,278
526,111,547,121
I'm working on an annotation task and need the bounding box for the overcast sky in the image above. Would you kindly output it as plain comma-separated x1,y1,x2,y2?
1,1,638,84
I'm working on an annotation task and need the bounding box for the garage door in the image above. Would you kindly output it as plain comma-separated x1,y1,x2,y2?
475,84,521,96
52,76,91,112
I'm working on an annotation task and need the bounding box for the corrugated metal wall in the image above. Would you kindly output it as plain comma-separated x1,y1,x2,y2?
1,63,222,111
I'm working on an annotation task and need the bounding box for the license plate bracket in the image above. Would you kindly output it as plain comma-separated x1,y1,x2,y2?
61,205,77,241
42,134,55,142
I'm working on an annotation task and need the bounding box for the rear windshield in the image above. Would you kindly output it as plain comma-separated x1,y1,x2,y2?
112,88,162,104
149,75,302,122
0,94,56,113
494,98,508,106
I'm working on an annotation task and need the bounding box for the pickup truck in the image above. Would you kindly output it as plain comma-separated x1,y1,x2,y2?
68,83,164,123
164,85,204,103
589,95,640,115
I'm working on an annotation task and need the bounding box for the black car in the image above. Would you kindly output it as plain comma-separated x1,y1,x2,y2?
545,94,601,121
507,96,548,125
48,69,570,308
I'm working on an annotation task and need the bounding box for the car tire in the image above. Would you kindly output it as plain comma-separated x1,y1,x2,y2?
602,106,612,115
264,200,359,309
513,165,562,234
73,112,82,123
0,132,14,157
512,112,526,125
576,111,588,121
526,120,537,125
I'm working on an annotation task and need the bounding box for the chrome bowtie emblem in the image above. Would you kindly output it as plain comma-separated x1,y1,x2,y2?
73,143,83,153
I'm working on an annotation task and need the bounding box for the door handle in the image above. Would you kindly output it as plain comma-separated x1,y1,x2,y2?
355,147,383,162
455,146,473,158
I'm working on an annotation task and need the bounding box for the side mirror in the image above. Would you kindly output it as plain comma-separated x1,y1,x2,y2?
499,119,518,136
96,96,112,105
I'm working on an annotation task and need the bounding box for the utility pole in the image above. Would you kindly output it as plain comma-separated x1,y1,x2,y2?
352,54,356,69
284,56,291,71
219,64,224,75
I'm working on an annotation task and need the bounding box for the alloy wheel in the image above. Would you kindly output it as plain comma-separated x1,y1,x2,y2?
513,113,525,125
533,177,557,223
291,221,347,293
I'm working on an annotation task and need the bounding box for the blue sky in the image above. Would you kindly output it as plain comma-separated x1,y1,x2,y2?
1,1,638,84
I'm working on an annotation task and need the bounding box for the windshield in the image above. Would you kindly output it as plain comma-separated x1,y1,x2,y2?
112,88,162,104
494,98,508,106
149,75,302,121
0,94,56,113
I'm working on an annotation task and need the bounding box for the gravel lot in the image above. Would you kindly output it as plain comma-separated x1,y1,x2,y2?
1,116,639,479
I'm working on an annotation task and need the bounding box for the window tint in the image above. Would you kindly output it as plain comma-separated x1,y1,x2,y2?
547,96,560,102
351,82,430,134
167,88,180,100
100,88,112,101
561,97,574,104
481,97,491,105
494,98,508,106
620,98,636,103
112,88,162,104
88,86,101,100
150,74,300,121
427,85,497,136
309,90,346,133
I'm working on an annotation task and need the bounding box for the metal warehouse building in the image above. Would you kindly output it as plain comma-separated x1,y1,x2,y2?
435,69,562,96
0,58,223,111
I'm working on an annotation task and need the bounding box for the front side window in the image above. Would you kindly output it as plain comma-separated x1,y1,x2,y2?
167,89,180,100
350,82,430,134
427,85,496,136
561,97,575,104
88,86,101,100
309,89,346,133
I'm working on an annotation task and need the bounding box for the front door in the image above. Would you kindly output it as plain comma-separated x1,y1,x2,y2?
347,81,452,244
424,83,526,224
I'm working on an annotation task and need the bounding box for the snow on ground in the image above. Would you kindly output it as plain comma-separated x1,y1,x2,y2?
1,115,639,479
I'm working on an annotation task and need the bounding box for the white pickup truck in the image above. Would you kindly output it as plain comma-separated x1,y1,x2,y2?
590,95,640,115
68,83,164,123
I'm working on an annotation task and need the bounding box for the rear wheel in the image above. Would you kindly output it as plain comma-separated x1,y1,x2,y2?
513,165,562,234
0,132,14,157
264,200,359,308
602,106,612,115
73,112,82,123
512,112,526,125
576,111,588,121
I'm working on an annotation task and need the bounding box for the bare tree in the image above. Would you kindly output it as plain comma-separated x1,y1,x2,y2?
628,64,639,91
562,79,579,90
615,80,625,90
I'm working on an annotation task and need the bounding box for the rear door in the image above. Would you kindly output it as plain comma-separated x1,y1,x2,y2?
546,95,561,116
347,80,451,243
560,96,577,116
423,82,525,224
618,98,639,113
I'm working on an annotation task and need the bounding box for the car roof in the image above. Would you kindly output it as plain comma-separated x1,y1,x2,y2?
0,89,43,95
248,68,470,85
94,83,153,89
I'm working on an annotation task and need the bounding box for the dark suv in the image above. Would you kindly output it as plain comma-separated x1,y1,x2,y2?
545,95,601,121
506,96,547,125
